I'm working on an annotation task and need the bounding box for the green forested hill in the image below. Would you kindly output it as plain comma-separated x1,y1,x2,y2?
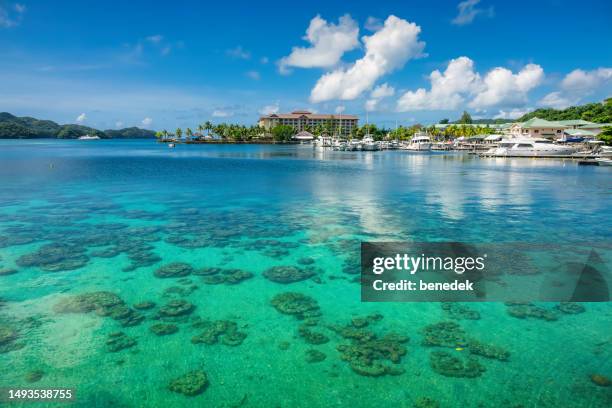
517,98,612,123
0,112,156,139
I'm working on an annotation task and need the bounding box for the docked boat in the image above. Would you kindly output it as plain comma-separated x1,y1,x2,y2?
598,146,612,157
380,140,400,150
361,135,380,151
78,134,100,140
431,141,453,151
595,157,612,166
403,133,432,151
345,140,362,151
487,138,577,157
314,136,332,148
168,143,175,148
332,139,348,151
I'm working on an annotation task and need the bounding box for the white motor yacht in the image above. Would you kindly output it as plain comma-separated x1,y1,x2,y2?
489,138,577,157
345,140,362,151
78,134,100,140
404,133,432,151
332,139,348,151
361,134,380,151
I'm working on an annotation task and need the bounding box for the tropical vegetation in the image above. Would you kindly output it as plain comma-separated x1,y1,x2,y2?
517,98,612,123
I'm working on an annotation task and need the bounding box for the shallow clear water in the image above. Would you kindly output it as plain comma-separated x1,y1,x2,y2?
0,140,610,407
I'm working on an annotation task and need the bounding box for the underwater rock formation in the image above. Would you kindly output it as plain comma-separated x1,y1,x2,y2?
505,302,558,321
441,303,480,320
54,291,144,327
422,322,468,348
191,319,247,346
468,339,510,361
332,318,409,377
555,302,586,314
305,349,327,363
0,323,23,353
198,268,253,285
168,370,209,396
133,301,156,310
590,373,611,387
270,292,321,320
24,370,44,383
263,266,317,283
429,351,485,378
297,257,315,265
157,300,195,318
154,262,194,278
150,323,179,336
422,321,510,361
0,268,18,276
298,324,329,345
162,285,198,298
413,396,440,408
16,243,89,272
105,332,137,352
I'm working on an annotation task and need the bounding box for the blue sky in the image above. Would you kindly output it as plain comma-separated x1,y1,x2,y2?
1,0,611,130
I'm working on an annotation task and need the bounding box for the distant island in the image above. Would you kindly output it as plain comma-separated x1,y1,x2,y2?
0,112,156,139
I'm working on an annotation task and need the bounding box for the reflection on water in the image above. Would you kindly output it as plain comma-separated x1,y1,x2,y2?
0,140,611,407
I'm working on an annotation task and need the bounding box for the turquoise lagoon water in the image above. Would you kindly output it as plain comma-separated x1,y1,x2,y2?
0,139,610,407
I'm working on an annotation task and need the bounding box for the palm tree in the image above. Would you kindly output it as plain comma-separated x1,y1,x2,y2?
155,131,163,142
175,128,183,141
185,128,193,141
162,129,169,141
205,121,213,138
197,124,204,140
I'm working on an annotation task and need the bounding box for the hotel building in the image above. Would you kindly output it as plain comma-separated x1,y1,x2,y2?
258,110,359,135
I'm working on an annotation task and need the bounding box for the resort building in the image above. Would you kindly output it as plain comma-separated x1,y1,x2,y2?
509,118,566,139
258,110,358,136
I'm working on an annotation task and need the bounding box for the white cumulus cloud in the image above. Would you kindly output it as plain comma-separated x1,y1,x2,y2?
310,15,425,103
561,68,612,94
469,63,544,109
370,83,395,99
397,57,481,111
115,121,124,128
397,57,543,111
141,117,153,127
366,83,395,111
538,67,611,109
539,92,576,109
76,113,87,123
279,14,359,73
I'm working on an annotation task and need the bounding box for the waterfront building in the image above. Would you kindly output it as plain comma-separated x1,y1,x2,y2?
576,122,612,135
258,110,358,136
509,117,566,139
